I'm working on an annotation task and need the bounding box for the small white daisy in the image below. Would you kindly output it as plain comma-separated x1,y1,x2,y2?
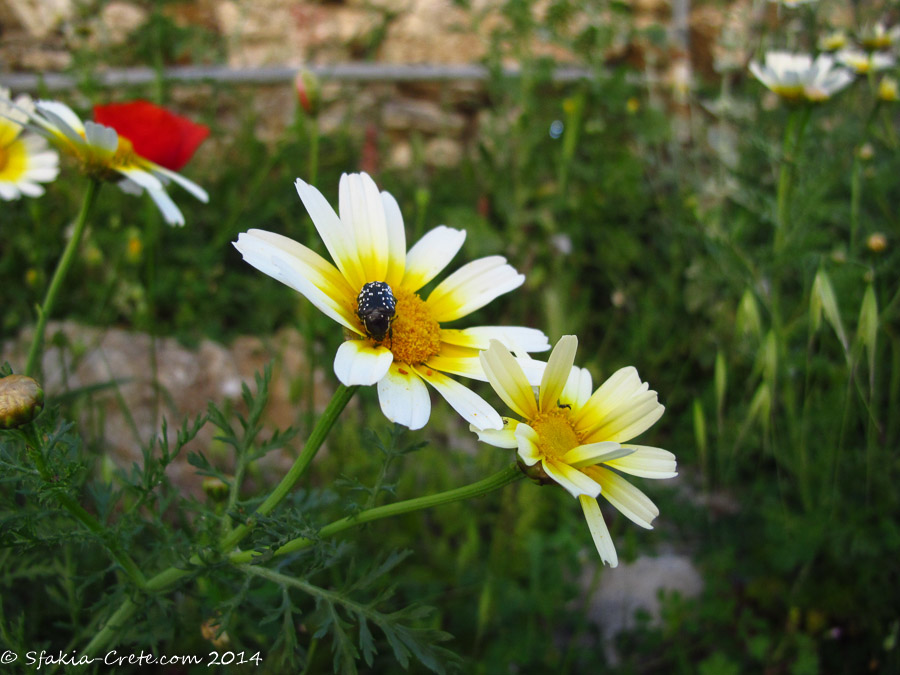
0,88,59,201
750,52,854,102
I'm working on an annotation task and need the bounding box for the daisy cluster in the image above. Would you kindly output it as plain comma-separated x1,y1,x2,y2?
751,18,900,104
0,93,208,225
234,171,677,567
2,87,676,567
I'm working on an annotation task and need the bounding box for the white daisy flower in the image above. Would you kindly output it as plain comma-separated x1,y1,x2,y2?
0,88,59,201
234,172,550,431
472,336,676,567
749,52,854,102
836,48,896,75
14,99,207,226
860,23,900,51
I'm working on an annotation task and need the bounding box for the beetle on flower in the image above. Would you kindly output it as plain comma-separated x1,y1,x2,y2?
234,172,549,430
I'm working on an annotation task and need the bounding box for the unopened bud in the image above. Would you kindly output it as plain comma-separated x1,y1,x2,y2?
202,476,230,501
295,69,321,117
0,375,45,429
867,232,887,253
878,76,899,102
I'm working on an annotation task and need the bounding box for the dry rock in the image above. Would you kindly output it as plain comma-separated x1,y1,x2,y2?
2,322,331,496
587,553,703,663
423,137,463,167
382,98,465,134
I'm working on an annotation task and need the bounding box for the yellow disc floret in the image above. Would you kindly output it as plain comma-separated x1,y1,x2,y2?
531,409,583,461
387,286,442,365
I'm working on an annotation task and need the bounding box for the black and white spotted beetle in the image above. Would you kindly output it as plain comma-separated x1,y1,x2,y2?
356,281,397,343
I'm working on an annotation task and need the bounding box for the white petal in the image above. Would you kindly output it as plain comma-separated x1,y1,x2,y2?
36,100,86,138
119,166,164,192
611,445,678,479
402,225,466,292
579,495,618,567
542,458,602,499
515,422,541,465
339,172,388,282
334,340,393,386
470,417,520,448
440,326,550,353
593,466,659,529
426,256,525,322
0,182,21,200
16,181,44,197
377,362,431,430
573,366,644,428
295,177,366,291
413,365,502,430
381,190,407,288
562,442,631,469
83,121,119,153
152,165,209,202
560,365,593,410
232,229,360,333
479,340,538,418
539,335,578,412
584,396,665,445
145,188,184,226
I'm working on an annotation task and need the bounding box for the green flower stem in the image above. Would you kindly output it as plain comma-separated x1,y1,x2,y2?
308,116,320,186
218,383,357,553
774,106,810,254
25,178,101,378
81,383,357,658
229,463,525,565
850,102,882,256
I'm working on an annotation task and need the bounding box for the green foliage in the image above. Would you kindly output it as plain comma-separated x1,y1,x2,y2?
3,0,900,672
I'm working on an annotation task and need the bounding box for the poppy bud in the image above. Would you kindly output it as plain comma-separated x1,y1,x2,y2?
0,375,45,429
295,69,321,117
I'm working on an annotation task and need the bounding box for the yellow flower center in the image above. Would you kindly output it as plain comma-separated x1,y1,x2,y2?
772,84,805,101
531,409,582,461
0,144,8,172
387,286,442,365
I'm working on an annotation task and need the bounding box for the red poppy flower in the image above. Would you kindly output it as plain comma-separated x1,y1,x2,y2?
93,100,209,171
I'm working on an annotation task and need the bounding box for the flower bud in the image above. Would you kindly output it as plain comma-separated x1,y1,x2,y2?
295,69,321,117
867,232,887,253
202,476,230,501
0,375,45,429
878,76,899,102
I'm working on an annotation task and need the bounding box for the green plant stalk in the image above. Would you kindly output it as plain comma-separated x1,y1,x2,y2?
774,106,811,254
81,383,358,657
230,463,524,564
850,102,881,255
24,179,101,377
308,116,320,186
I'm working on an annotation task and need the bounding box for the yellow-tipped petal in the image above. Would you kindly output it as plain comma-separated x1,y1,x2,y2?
339,172,389,283
480,340,538,419
403,225,466,292
539,335,578,412
579,495,618,567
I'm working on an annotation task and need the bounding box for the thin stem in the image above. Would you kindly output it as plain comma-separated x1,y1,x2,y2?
230,463,524,564
308,116,320,186
218,383,357,553
81,383,358,657
25,179,101,377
